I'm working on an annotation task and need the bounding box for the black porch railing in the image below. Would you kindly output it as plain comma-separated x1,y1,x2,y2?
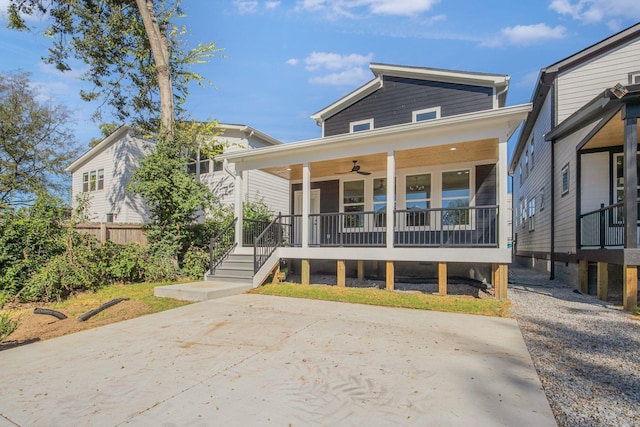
209,218,237,275
394,205,498,247
580,202,624,248
278,206,498,248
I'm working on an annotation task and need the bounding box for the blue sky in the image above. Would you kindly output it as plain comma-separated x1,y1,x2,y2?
2,0,640,160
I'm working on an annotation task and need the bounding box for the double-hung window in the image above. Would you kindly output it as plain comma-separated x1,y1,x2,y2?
82,169,104,192
405,174,431,226
343,180,365,228
442,170,470,226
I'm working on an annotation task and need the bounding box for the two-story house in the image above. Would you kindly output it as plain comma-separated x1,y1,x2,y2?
510,23,640,311
212,63,531,297
65,123,289,223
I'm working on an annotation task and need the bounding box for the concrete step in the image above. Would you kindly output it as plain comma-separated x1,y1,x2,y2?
205,273,253,284
154,281,251,302
218,260,254,270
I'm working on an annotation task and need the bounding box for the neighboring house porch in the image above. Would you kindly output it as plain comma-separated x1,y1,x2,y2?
545,84,640,309
213,104,530,298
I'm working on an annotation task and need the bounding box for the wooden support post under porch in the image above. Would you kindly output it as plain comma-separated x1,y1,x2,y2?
438,262,447,296
492,264,508,300
623,265,638,312
337,260,346,287
301,259,310,286
579,260,588,294
597,262,608,301
386,261,394,290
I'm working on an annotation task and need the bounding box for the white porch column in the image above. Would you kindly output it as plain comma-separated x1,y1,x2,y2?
234,167,244,247
386,151,395,249
498,141,508,249
301,162,311,248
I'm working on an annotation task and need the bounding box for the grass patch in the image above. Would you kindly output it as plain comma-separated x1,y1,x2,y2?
50,282,192,318
250,283,510,317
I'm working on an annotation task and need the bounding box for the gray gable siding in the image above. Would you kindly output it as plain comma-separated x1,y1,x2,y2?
475,164,496,206
323,76,494,137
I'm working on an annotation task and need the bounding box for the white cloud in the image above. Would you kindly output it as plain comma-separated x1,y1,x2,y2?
286,58,300,66
498,23,567,46
295,0,439,18
234,1,259,15
549,0,640,24
265,1,281,9
304,51,373,71
309,67,370,86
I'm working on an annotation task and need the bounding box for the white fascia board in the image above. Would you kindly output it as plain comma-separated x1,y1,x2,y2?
220,104,532,171
218,123,282,146
65,125,132,172
370,63,510,89
310,77,383,125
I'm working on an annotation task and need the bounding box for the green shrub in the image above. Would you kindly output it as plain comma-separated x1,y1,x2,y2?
0,311,19,342
22,252,99,302
182,245,210,279
98,241,147,283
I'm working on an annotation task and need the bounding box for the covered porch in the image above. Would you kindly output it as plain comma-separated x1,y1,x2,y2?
216,105,531,298
547,85,640,310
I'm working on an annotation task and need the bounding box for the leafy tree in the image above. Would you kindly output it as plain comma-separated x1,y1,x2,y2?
7,0,220,137
0,70,77,206
88,122,121,148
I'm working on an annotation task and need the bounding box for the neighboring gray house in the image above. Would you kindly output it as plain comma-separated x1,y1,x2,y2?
510,23,640,310
65,124,289,223
215,63,531,296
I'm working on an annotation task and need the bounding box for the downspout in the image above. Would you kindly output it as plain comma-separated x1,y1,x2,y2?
550,139,555,280
223,158,235,179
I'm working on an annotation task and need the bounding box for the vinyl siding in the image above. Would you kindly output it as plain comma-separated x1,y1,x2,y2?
556,37,640,123
581,151,610,213
512,93,553,254
324,76,494,137
70,133,152,223
553,122,600,253
246,170,289,214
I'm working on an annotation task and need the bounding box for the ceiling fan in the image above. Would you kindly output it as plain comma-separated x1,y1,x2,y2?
338,160,371,176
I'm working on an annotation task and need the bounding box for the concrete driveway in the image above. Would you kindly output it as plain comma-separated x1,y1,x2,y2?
0,294,555,426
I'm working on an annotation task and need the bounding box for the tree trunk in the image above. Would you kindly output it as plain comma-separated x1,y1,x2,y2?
134,0,174,138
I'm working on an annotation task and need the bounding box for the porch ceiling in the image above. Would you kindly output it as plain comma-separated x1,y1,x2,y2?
263,138,498,181
582,111,640,150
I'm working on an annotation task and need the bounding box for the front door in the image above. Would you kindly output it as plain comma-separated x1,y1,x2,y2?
294,189,321,245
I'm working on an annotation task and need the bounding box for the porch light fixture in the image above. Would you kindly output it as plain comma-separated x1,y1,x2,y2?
611,83,629,99
449,147,457,151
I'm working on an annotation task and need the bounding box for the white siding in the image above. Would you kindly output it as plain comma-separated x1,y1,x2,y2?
553,122,599,253
71,134,152,223
557,38,640,123
581,151,610,213
512,93,553,254
246,170,289,214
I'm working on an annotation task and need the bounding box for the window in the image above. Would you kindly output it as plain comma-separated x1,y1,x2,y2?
519,197,527,228
561,163,570,195
343,180,365,228
106,213,116,223
373,178,387,227
530,137,535,170
412,107,441,122
82,169,104,192
187,150,212,175
528,197,536,231
525,147,529,178
213,159,223,172
442,170,470,226
629,71,640,85
405,174,431,226
539,187,545,211
350,119,373,133
519,164,523,187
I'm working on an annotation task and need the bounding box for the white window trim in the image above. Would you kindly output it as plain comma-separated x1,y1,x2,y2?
561,163,570,196
412,106,441,122
341,178,366,232
349,118,374,133
441,168,474,230
402,173,433,230
629,71,640,85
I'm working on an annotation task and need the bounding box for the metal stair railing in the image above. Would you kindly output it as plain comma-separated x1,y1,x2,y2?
209,218,237,275
254,213,283,273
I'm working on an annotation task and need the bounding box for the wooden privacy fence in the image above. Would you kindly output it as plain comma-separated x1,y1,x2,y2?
74,223,147,245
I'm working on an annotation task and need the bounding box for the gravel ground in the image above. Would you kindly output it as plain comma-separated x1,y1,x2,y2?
508,265,640,427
